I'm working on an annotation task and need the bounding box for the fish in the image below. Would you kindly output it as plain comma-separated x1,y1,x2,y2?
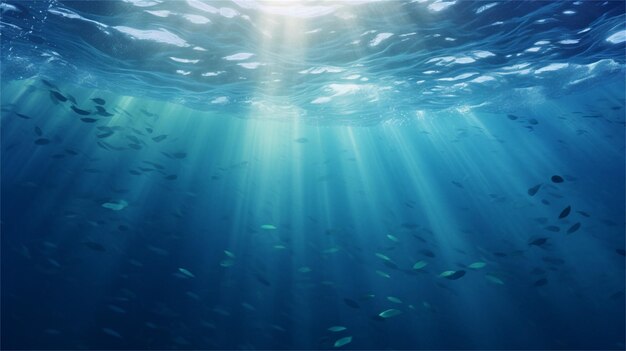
558,206,571,219
451,181,464,189
333,336,352,348
328,326,347,332
343,298,360,309
83,241,106,252
529,237,548,246
440,270,466,280
419,249,435,257
50,91,67,102
178,268,195,278
16,113,31,119
101,200,128,211
528,118,539,125
152,135,167,142
412,260,428,270
577,210,590,217
71,106,90,115
566,222,581,234
260,224,277,230
173,152,187,159
507,114,518,120
378,309,402,318
527,184,541,196
294,137,308,143
387,296,402,303
551,175,564,183
102,328,122,338
467,262,486,269
533,278,548,287
80,118,98,123
97,131,114,138
485,274,505,285
92,98,106,105
41,79,58,89
34,138,51,145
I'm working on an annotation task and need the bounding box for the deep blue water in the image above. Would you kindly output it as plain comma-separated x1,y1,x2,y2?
1,1,625,350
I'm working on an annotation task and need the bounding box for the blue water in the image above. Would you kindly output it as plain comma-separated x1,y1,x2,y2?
1,1,625,350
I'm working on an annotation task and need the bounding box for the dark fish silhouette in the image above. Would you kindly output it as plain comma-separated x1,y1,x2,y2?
92,98,106,105
343,298,360,309
83,241,106,252
71,106,90,115
16,113,31,119
551,175,564,183
444,270,466,280
294,137,308,143
152,135,167,142
528,118,539,125
528,184,541,196
80,118,98,123
566,222,581,234
533,278,547,287
529,238,548,246
507,114,518,120
419,249,435,258
558,206,571,219
50,90,67,102
95,106,113,116
451,181,464,189
577,210,590,217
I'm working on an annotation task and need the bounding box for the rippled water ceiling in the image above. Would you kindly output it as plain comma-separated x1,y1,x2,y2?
1,0,625,124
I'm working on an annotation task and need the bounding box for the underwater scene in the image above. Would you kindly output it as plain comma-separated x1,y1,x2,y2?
1,0,625,350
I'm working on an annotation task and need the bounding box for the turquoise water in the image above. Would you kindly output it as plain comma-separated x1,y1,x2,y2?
1,1,625,350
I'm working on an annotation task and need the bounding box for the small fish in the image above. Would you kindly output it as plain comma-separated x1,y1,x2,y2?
92,98,106,105
507,114,518,120
387,296,402,303
412,260,428,270
529,238,548,246
294,137,308,143
83,241,106,252
34,138,51,145
101,200,128,211
419,249,435,258
467,262,486,269
178,267,195,278
71,106,90,115
528,118,539,125
577,210,590,217
102,328,122,339
152,135,167,142
80,118,98,123
378,309,402,318
440,270,466,280
485,274,504,285
97,131,114,138
558,206,571,219
16,113,31,119
260,224,277,230
566,222,581,234
528,184,541,196
551,175,564,183
50,91,67,102
333,336,352,348
173,152,187,159
343,298,360,309
533,278,548,287
328,326,347,332
451,181,464,189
